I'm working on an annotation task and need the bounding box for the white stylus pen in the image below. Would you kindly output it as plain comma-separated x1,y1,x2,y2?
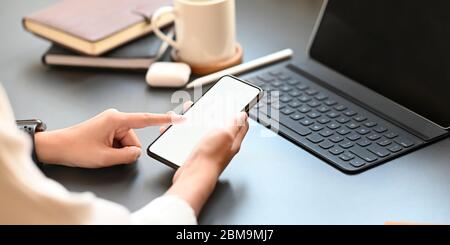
186,48,294,88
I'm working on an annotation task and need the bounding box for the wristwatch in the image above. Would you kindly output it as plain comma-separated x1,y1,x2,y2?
16,119,47,164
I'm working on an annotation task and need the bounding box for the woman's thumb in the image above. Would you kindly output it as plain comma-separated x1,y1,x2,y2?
106,146,141,165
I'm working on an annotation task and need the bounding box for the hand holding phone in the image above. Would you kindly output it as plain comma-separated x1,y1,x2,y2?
166,111,249,216
147,75,262,168
148,75,261,216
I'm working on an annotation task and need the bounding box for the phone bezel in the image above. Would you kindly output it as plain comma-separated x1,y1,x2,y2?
147,75,263,169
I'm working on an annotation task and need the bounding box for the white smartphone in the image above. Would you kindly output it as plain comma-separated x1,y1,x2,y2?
147,75,263,168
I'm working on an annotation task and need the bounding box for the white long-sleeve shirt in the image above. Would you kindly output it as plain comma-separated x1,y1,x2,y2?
0,85,197,224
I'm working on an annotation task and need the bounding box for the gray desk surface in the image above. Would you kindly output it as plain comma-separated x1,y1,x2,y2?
1,0,449,224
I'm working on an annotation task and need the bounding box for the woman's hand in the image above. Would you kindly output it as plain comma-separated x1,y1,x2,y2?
165,111,249,216
34,108,184,168
35,102,250,217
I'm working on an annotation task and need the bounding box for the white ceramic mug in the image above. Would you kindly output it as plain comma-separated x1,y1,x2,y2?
151,0,236,66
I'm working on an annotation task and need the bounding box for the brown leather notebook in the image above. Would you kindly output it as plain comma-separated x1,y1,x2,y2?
23,0,173,56
42,28,173,71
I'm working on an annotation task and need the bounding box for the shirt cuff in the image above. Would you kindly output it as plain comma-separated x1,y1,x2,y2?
131,195,197,225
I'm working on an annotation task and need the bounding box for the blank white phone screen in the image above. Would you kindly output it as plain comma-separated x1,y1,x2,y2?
149,76,261,167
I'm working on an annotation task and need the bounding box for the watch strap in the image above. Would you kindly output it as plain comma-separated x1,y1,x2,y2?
16,120,45,165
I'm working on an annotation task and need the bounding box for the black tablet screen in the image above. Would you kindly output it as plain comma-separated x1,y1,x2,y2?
310,0,450,128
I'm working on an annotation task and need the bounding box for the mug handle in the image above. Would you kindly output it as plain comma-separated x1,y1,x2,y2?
151,6,179,49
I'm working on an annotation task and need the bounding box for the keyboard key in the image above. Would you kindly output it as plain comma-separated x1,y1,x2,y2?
387,144,402,153
296,84,309,91
317,106,330,113
329,147,344,155
279,96,292,103
384,132,399,139
269,70,283,77
317,117,331,124
278,74,292,81
298,106,311,113
329,135,344,143
336,117,351,124
334,105,347,111
374,126,388,133
307,101,321,108
350,158,365,167
354,116,367,122
337,128,351,135
281,108,294,115
364,121,378,127
343,110,357,117
356,128,370,135
287,79,300,86
327,112,340,118
299,118,314,126
349,146,378,162
367,144,391,157
257,74,275,82
271,81,283,87
346,123,360,129
307,112,321,119
288,90,301,97
305,89,319,96
315,94,328,101
280,85,292,92
279,118,312,136
346,133,361,141
339,141,354,149
271,103,285,110
307,133,324,143
319,140,334,149
357,139,372,147
366,133,381,141
339,152,355,161
324,100,337,106
394,137,415,148
288,101,302,108
377,139,392,146
319,129,334,137
298,96,311,103
290,113,304,120
327,123,340,130
310,124,324,131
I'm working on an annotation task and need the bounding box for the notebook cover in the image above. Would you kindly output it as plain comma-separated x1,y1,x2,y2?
24,0,172,42
42,28,173,70
46,31,165,59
